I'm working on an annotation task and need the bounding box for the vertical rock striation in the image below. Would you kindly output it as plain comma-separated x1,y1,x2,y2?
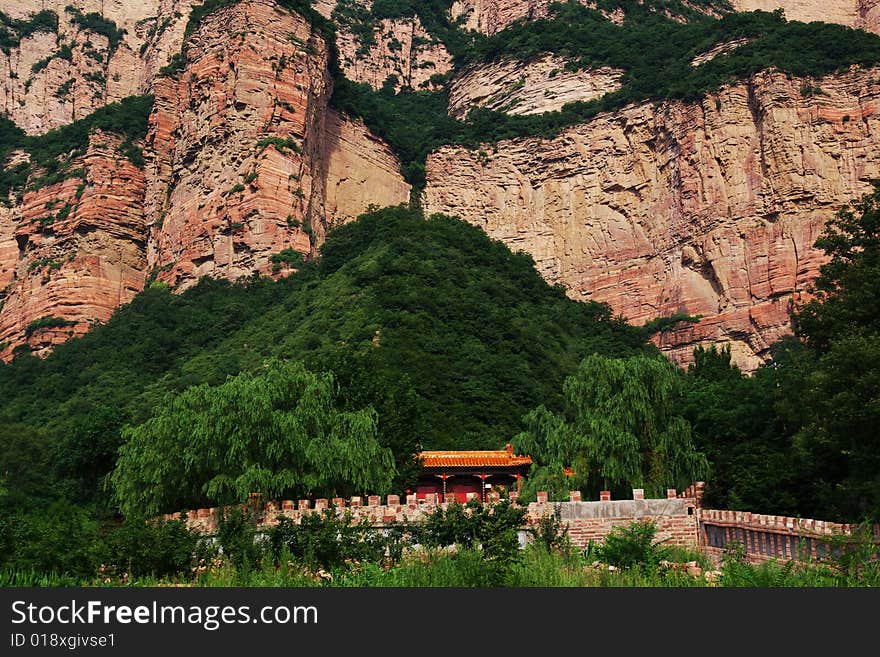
0,131,147,359
425,67,880,370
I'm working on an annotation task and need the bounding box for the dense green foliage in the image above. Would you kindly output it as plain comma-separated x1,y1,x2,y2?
420,499,527,583
0,96,152,203
681,185,880,521
514,353,709,499
0,206,646,517
111,359,395,515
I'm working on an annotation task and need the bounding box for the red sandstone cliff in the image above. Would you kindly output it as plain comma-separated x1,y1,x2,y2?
425,66,880,370
3,0,880,367
0,132,147,360
0,0,409,356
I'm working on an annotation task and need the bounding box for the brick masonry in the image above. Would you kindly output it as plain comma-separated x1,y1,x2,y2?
161,484,879,563
698,508,880,564
162,489,701,551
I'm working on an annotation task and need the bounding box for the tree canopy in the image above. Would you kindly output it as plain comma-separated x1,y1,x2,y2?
514,353,709,499
111,359,395,516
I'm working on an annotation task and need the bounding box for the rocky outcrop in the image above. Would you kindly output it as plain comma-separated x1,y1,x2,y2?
449,0,590,35
322,108,411,224
732,0,880,33
326,0,453,91
145,0,409,290
0,131,147,359
145,0,332,289
448,55,623,118
1,0,194,135
449,0,880,36
424,66,880,371
0,0,409,356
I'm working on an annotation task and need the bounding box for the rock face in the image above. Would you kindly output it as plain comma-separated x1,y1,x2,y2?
448,55,623,118
336,12,452,91
4,0,880,363
0,132,147,360
145,0,409,290
0,0,409,356
424,67,880,371
449,0,594,35
145,0,333,288
448,0,880,36
0,0,194,135
322,108,412,224
731,0,880,32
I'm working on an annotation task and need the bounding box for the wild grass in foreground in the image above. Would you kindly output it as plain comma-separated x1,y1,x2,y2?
2,507,876,588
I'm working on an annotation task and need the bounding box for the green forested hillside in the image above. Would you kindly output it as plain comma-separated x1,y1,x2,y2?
0,207,648,512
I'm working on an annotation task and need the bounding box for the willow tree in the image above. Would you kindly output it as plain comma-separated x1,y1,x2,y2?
514,353,708,498
111,359,395,517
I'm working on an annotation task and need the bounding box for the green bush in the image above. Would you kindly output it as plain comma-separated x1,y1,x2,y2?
266,509,392,570
420,499,526,582
0,503,100,578
24,315,75,337
216,508,264,574
587,520,671,569
99,515,207,580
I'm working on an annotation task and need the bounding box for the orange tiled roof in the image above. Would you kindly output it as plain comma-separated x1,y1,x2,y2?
419,445,532,469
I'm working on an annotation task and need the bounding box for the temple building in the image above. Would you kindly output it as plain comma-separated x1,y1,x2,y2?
413,444,533,502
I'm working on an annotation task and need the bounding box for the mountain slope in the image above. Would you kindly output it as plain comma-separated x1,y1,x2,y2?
4,0,880,369
0,207,648,504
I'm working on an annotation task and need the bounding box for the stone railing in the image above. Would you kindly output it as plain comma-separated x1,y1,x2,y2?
698,509,880,564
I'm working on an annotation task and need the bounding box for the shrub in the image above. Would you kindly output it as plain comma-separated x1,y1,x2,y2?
420,499,526,582
266,509,390,571
270,248,304,272
24,315,75,337
587,520,671,569
216,508,264,573
99,515,207,580
528,508,571,554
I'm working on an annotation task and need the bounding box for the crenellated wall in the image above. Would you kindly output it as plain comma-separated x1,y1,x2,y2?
163,488,701,550
162,482,879,565
699,508,880,564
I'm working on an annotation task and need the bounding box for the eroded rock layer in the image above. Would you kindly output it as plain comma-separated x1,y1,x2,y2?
145,0,332,288
0,0,409,356
448,55,623,118
0,132,147,359
425,67,880,371
1,0,194,135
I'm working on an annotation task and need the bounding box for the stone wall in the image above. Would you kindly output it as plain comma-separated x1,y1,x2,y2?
163,483,880,565
698,508,880,564
162,488,701,551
